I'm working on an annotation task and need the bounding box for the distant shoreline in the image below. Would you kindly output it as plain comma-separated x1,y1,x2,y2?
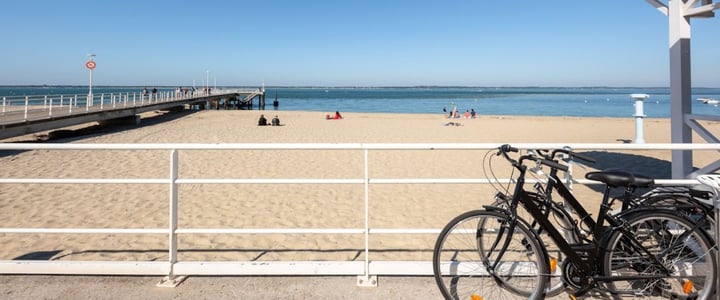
3,85,720,89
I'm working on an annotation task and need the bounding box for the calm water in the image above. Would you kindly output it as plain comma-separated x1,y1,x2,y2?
2,86,720,118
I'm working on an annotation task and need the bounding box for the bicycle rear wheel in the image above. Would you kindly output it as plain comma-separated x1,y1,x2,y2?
601,209,717,299
433,210,548,300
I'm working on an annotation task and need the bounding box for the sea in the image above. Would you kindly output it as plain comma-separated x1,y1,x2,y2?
2,86,720,118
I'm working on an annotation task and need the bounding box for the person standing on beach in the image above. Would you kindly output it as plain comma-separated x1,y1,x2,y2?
151,87,157,100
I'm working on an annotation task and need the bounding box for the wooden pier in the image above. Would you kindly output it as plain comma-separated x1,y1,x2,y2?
0,88,264,140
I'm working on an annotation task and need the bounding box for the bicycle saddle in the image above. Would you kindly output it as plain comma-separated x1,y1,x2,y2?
585,169,654,188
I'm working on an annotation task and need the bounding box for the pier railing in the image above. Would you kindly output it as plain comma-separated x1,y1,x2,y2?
0,88,261,123
0,143,716,287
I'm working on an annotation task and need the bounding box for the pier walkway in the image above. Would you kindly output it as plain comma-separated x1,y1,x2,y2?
0,88,264,140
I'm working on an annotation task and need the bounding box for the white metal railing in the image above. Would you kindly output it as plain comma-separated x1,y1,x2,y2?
0,143,717,286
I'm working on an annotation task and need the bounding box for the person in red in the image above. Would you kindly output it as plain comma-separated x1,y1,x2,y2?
333,111,343,120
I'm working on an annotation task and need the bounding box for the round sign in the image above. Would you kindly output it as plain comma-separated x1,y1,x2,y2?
85,61,96,70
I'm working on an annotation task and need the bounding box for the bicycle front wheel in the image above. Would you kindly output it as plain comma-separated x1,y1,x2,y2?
602,209,717,299
433,209,549,300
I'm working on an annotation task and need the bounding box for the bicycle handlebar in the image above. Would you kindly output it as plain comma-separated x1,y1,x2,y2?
496,144,589,173
550,147,596,164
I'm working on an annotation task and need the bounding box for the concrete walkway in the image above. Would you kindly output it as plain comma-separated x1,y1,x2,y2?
0,275,442,300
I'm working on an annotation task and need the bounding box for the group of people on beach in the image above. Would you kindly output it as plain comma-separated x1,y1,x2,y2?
443,106,476,119
258,114,281,126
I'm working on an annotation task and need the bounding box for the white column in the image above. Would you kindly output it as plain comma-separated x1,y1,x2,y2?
631,94,649,144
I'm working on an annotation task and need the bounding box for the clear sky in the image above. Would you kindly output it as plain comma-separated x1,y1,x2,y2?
2,1,719,87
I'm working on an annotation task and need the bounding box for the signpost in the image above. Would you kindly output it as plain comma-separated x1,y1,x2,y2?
86,54,96,106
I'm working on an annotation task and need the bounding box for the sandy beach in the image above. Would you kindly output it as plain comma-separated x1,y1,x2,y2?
1,110,719,264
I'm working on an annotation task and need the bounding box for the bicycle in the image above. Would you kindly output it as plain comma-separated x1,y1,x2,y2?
491,146,716,297
433,144,717,299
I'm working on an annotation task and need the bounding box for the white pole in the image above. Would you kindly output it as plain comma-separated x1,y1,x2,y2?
60,95,64,108
87,54,95,102
2,96,5,115
168,149,179,281
44,95,47,108
631,94,649,144
49,98,53,117
23,96,28,121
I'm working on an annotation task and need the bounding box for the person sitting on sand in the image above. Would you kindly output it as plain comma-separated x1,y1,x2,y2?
464,110,471,119
258,114,268,126
470,109,476,118
271,115,281,126
442,122,462,126
326,111,343,120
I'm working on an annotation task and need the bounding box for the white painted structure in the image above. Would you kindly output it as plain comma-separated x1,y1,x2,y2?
0,143,714,287
645,0,720,178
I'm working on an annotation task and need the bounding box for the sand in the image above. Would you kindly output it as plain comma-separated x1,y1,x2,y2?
0,110,718,263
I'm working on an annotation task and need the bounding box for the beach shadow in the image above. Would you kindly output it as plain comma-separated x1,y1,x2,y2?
23,247,433,262
575,150,698,194
578,151,673,179
13,250,63,260
0,109,199,158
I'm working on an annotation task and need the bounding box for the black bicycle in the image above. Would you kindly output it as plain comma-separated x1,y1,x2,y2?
433,144,717,299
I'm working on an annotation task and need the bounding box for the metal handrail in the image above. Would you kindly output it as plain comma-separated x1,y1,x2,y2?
0,142,716,286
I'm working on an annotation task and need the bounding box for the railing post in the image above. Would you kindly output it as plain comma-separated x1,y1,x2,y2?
48,98,53,117
23,96,29,121
60,95,64,108
85,94,90,112
158,149,185,287
2,96,5,115
357,148,377,287
44,95,47,108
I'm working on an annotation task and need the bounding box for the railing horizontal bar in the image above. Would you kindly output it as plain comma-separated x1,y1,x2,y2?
0,178,166,184
176,228,365,234
172,261,365,276
0,143,717,151
368,261,433,275
0,228,166,234
0,178,702,186
177,179,364,184
0,261,169,275
371,178,493,184
369,228,440,234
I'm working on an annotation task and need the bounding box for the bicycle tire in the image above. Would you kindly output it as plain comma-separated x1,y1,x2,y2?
489,195,578,297
601,209,717,299
433,209,549,300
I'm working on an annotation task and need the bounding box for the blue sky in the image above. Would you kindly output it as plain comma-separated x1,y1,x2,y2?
2,1,719,87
